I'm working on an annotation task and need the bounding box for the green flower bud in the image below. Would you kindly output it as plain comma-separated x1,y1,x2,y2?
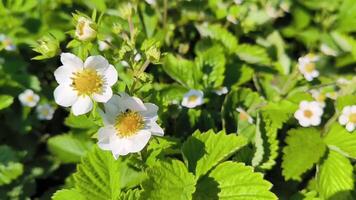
32,35,60,60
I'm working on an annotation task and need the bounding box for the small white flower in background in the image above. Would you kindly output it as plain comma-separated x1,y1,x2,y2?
320,44,338,57
97,93,164,159
145,0,156,5
75,17,97,41
181,89,204,108
98,37,112,51
236,107,254,124
54,53,118,116
0,34,16,51
227,15,237,24
214,86,228,96
120,60,130,67
297,53,320,81
19,89,40,107
326,92,338,100
294,101,323,127
134,52,142,62
36,104,55,120
234,0,243,5
339,105,356,132
336,78,350,85
310,89,326,107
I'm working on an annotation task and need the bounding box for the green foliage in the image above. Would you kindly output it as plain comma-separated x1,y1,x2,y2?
182,130,247,178
141,159,196,200
52,189,86,200
316,151,354,200
0,95,13,110
282,128,327,181
195,161,277,200
236,44,271,66
73,146,122,200
47,134,93,163
324,124,356,158
0,146,24,186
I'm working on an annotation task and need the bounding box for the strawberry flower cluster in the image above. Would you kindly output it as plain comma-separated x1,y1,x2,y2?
52,53,164,159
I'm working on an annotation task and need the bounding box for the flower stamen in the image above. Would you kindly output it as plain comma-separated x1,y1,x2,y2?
115,110,144,137
71,68,103,96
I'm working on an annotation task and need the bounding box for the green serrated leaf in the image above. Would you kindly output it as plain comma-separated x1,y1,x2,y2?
52,189,86,200
317,151,354,200
236,44,271,65
282,128,327,181
182,130,247,178
73,147,122,200
119,189,142,200
195,161,277,200
324,123,356,158
196,24,238,52
141,159,196,200
48,134,93,163
162,54,201,88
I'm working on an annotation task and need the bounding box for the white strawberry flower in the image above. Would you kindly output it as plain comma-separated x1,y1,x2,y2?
97,93,164,159
145,0,156,5
236,107,254,124
310,89,326,107
54,53,118,116
0,34,16,51
75,17,97,41
214,86,228,96
18,89,40,107
181,89,204,108
298,54,319,81
36,104,55,120
294,101,323,127
98,37,112,51
338,105,356,132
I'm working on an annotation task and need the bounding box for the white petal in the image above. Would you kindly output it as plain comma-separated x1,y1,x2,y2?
300,101,308,108
54,85,78,107
147,121,164,136
97,126,116,150
119,93,146,111
103,65,118,86
342,106,352,115
311,70,319,77
346,123,355,132
60,53,83,69
54,66,75,85
299,119,310,127
93,86,113,103
104,95,122,120
125,130,151,152
339,115,348,125
310,116,321,126
71,96,93,116
294,110,303,119
351,106,356,112
111,138,130,159
141,103,158,118
84,55,109,73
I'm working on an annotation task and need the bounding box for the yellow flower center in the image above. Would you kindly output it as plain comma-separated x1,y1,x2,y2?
26,96,34,102
188,95,198,103
71,68,103,96
349,113,356,123
304,63,315,73
114,110,144,137
303,110,313,118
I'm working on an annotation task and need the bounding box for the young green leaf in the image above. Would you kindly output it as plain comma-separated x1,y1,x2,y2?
324,123,356,159
0,95,13,110
182,130,247,178
47,134,93,163
282,128,327,181
52,189,86,200
317,151,354,200
73,146,122,200
141,159,196,200
195,161,277,200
